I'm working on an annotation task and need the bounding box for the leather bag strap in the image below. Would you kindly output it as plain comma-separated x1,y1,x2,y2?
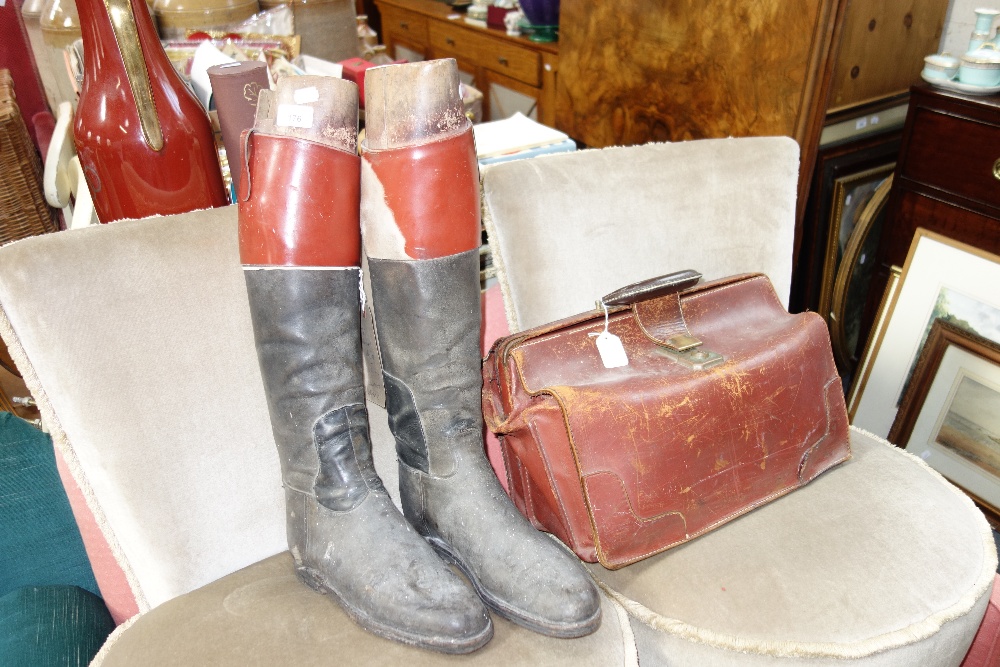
633,294,701,351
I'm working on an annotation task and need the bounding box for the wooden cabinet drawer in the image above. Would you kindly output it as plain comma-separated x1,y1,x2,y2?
381,7,428,45
427,22,479,63
888,190,1000,266
902,105,1000,210
428,22,540,86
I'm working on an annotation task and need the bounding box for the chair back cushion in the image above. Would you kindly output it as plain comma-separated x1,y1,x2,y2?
481,137,799,332
0,207,285,613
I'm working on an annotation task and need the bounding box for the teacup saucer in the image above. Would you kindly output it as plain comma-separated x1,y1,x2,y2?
921,71,1000,95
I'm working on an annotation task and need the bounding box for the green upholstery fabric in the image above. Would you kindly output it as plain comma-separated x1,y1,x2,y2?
0,585,115,667
0,412,98,596
0,412,114,665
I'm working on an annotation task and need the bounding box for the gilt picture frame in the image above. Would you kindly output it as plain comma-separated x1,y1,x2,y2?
792,131,900,314
847,265,901,418
818,164,894,326
829,175,892,373
889,319,1000,523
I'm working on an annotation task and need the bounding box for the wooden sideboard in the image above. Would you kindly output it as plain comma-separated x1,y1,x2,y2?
375,0,559,126
859,85,1000,355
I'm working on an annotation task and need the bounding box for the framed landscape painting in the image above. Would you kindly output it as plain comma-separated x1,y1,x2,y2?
890,319,1000,521
850,230,1000,438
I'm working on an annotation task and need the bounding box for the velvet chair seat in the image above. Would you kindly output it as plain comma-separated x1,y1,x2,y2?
91,415,994,666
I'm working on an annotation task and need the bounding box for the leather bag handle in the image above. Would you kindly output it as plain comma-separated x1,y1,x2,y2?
600,270,702,307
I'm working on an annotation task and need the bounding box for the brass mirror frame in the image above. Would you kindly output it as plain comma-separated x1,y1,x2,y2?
830,175,893,372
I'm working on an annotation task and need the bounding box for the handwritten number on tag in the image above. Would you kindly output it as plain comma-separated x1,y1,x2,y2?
276,104,314,129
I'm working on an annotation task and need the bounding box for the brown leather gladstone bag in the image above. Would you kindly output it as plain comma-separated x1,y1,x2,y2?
482,271,851,569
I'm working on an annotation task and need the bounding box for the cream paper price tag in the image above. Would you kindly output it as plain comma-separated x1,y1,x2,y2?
276,103,314,129
589,301,629,368
293,86,319,104
594,330,629,368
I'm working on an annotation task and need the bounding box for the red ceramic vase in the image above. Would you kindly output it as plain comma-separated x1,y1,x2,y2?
74,0,228,222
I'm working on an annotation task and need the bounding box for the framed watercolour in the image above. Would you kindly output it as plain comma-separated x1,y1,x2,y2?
850,229,1000,438
889,319,1000,522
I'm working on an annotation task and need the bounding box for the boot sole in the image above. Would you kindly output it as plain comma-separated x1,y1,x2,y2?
294,564,494,654
424,535,603,639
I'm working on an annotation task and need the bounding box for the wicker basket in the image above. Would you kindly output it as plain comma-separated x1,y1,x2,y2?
0,69,58,245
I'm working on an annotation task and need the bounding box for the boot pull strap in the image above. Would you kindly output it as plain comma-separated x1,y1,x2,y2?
238,129,254,203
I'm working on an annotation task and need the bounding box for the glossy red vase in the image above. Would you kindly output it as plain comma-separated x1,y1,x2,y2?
74,0,228,222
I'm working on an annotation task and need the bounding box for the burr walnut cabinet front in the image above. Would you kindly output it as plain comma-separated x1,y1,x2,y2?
554,0,844,214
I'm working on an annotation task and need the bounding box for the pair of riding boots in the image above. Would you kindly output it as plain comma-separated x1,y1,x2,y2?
238,62,601,654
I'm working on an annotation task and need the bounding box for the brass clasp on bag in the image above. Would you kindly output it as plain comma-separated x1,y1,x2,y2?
656,345,724,370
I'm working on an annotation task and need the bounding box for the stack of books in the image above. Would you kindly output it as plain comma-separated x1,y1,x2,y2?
473,112,576,165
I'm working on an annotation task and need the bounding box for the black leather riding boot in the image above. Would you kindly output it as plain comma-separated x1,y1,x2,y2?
361,59,600,638
367,251,603,638
243,266,492,654
239,76,491,654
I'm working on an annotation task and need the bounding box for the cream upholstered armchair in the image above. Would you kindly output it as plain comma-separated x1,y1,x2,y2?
0,137,994,665
479,138,998,664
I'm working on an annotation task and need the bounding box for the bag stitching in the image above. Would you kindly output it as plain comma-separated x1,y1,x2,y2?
526,415,591,555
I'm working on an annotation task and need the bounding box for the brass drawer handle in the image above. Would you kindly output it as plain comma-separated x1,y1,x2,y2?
498,56,509,66
400,21,409,29
994,158,1000,181
446,37,456,46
